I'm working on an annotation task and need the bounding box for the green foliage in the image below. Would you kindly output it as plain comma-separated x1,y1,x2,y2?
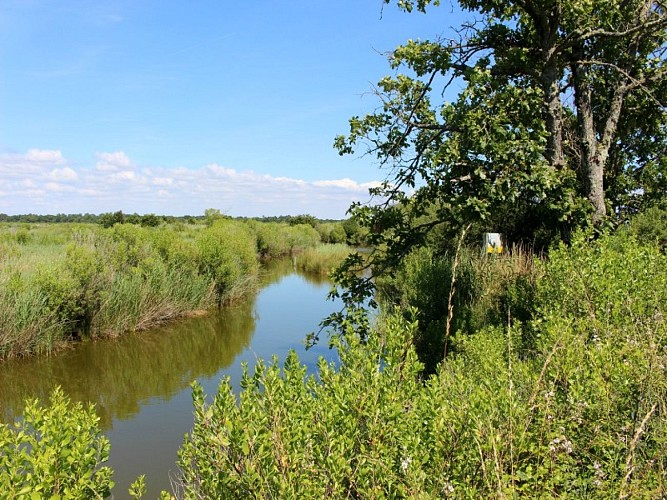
0,387,113,498
203,208,228,227
378,245,541,372
288,214,318,227
331,0,667,336
537,230,667,342
175,233,667,497
140,213,160,227
129,475,146,499
295,243,353,276
315,222,347,244
378,246,478,371
196,221,260,304
0,221,262,357
14,228,29,245
178,311,427,498
99,210,125,228
285,224,321,253
626,205,667,249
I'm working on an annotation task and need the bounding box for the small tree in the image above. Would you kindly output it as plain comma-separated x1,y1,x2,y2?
0,387,113,497
99,210,125,228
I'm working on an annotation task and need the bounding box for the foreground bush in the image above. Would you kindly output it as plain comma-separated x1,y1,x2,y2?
0,387,113,498
175,232,666,498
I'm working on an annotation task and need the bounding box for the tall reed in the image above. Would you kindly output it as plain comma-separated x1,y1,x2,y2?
295,243,353,275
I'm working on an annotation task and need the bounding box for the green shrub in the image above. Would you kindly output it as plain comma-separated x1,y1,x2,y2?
0,387,113,498
0,276,64,357
196,221,259,304
378,246,479,372
285,224,320,253
14,228,29,245
250,221,293,258
537,230,667,338
174,233,667,497
626,205,667,249
177,311,427,498
379,245,541,372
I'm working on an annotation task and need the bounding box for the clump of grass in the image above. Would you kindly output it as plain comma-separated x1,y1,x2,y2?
0,277,66,357
295,244,353,275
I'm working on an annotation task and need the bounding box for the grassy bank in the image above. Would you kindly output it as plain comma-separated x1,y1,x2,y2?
294,243,353,275
0,220,351,359
0,223,237,357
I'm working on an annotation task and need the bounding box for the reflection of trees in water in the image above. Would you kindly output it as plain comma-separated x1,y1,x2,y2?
261,258,331,287
0,258,331,428
0,294,257,428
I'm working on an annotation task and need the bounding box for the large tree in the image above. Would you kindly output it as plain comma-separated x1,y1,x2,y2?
336,0,667,249
321,0,667,341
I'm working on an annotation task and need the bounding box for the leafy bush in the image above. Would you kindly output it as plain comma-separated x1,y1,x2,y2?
177,312,427,498
626,205,667,250
0,387,113,498
174,232,666,498
196,221,259,304
250,221,293,258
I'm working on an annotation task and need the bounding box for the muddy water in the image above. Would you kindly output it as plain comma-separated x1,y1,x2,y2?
0,259,339,498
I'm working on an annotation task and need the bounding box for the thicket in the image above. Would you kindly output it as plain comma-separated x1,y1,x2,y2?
295,243,354,276
175,231,666,498
0,387,113,498
248,221,320,259
377,245,540,373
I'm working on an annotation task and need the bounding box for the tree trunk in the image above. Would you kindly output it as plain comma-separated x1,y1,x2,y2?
572,51,607,223
542,61,564,169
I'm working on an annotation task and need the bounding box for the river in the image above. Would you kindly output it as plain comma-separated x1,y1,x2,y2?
0,259,340,498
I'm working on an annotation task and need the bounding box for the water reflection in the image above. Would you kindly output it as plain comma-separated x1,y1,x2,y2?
0,298,258,427
0,260,338,498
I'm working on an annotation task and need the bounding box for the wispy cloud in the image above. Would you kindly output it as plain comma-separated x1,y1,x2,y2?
0,150,379,218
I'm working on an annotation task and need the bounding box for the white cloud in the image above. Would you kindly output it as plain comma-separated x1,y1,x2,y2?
96,151,132,171
111,170,136,181
152,177,174,186
45,182,75,192
313,178,381,191
48,167,78,181
26,149,66,164
0,149,382,218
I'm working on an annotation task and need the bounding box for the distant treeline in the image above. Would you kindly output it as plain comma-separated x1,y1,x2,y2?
0,212,342,226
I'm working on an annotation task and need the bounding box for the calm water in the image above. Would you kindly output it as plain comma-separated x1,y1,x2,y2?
0,259,339,498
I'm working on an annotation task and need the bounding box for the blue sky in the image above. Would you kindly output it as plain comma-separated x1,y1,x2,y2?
1,1,464,218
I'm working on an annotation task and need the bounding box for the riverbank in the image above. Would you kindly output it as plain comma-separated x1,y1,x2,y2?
0,220,351,359
0,258,342,497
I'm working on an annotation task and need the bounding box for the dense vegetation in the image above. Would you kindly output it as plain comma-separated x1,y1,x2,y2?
177,231,667,498
0,218,352,359
2,0,666,497
2,228,665,498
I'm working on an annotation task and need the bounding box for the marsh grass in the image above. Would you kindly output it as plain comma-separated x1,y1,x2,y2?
0,221,263,358
295,243,353,275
